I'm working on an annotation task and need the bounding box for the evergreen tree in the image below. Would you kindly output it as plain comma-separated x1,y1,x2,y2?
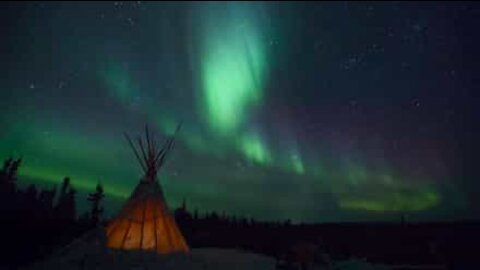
55,177,77,223
193,208,198,220
8,158,21,183
87,183,105,225
0,157,13,183
38,186,56,218
60,177,70,197
0,157,20,193
65,188,77,222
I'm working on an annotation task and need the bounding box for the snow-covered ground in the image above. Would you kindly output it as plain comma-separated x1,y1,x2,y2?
25,247,393,270
26,247,275,270
22,228,277,270
23,228,430,270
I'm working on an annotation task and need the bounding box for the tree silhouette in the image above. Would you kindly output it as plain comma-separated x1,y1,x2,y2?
8,158,21,183
54,177,77,223
0,155,472,268
0,157,13,183
0,157,21,193
65,188,77,222
87,183,105,225
60,177,70,197
38,186,56,214
193,208,199,220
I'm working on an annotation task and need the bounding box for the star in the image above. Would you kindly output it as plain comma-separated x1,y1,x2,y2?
412,24,423,32
412,99,421,107
268,39,279,47
127,17,135,26
349,100,358,108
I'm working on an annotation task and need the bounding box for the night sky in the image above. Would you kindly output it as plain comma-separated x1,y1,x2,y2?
1,2,478,223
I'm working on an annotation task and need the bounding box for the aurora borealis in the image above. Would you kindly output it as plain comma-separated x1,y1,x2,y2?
0,2,477,222
198,2,267,135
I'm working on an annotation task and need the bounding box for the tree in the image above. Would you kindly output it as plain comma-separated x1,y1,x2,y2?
65,188,77,222
8,158,21,183
38,186,56,212
0,157,21,193
87,183,105,225
60,177,71,197
0,157,13,182
193,208,199,220
55,177,77,223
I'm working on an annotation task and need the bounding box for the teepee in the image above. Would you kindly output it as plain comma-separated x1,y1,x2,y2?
106,124,189,254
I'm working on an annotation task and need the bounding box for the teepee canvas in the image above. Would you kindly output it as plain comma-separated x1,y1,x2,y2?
106,125,189,254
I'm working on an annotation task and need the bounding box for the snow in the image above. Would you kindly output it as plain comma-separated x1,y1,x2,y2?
25,247,276,270
335,259,390,270
25,247,395,270
23,228,393,270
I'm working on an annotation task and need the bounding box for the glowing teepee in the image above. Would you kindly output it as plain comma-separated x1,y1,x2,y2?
106,124,189,254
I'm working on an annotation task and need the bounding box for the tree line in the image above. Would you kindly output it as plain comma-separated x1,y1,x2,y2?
0,156,475,269
0,157,105,268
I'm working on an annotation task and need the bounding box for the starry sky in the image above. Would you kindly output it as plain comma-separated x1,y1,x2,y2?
1,2,478,223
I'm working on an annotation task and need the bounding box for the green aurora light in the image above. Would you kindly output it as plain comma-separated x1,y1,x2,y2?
198,2,267,135
0,2,467,222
